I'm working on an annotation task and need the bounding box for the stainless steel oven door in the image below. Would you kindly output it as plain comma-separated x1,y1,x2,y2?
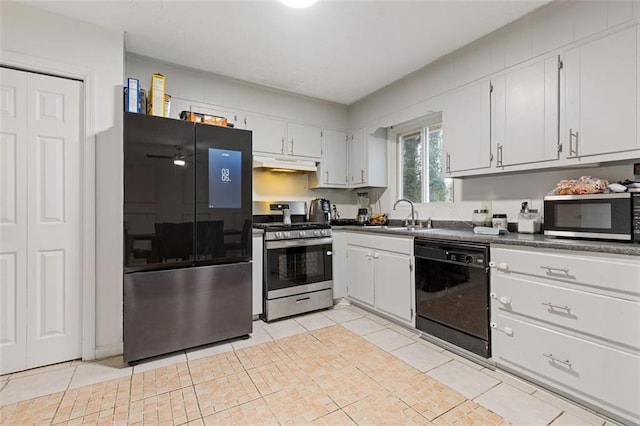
265,237,333,298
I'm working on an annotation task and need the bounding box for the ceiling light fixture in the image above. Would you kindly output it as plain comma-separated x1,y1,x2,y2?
280,0,317,8
173,155,186,167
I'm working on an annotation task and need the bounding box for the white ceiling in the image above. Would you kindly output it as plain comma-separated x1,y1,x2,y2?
21,0,549,105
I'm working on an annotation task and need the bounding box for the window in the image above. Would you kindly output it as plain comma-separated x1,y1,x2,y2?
397,120,453,203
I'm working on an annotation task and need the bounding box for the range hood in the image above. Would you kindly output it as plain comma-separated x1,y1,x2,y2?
253,156,317,173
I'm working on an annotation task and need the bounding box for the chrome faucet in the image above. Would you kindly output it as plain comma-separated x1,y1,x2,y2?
393,198,416,227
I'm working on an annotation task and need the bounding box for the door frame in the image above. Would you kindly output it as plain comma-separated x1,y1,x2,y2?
1,51,97,361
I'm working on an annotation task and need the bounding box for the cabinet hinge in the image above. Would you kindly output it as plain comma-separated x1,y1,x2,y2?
410,308,414,318
490,152,494,162
321,130,323,138
409,262,413,272
489,82,493,94
559,60,564,70
557,143,563,153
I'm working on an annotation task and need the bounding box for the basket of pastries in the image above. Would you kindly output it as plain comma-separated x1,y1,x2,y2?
370,213,388,225
553,176,609,195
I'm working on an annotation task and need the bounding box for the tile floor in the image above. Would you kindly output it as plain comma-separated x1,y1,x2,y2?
0,304,615,425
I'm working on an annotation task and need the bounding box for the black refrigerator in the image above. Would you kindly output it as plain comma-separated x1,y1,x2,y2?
123,112,253,363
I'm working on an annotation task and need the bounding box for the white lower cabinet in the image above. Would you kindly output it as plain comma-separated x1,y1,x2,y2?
490,245,640,425
346,233,414,326
252,234,263,317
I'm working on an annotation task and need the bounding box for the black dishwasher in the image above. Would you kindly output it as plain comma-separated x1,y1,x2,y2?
414,238,490,358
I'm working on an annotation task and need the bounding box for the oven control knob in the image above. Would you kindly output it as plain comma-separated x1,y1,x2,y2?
283,231,291,238
464,256,473,264
275,232,282,239
321,229,327,235
313,230,320,236
299,231,306,237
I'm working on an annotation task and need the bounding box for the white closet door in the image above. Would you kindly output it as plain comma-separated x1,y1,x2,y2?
0,68,29,374
0,67,82,374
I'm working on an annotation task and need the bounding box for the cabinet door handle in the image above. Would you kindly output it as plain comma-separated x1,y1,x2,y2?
542,302,571,312
543,353,572,368
290,138,294,154
540,266,570,276
360,169,364,183
325,170,329,183
569,129,579,157
497,144,503,167
446,152,451,173
372,253,379,259
281,137,285,154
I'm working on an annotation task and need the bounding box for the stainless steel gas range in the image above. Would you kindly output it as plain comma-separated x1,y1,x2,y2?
253,201,334,322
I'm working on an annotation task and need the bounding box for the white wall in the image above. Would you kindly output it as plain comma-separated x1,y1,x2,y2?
349,0,640,223
0,2,124,358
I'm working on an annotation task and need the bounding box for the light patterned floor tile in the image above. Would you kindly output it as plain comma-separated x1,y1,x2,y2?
52,376,130,424
311,408,357,425
385,373,467,420
263,380,338,424
387,321,420,338
246,360,313,396
294,312,336,331
550,411,602,425
392,342,452,372
0,367,74,406
341,317,387,336
533,389,608,426
364,328,415,351
68,357,132,390
132,352,187,374
234,340,290,370
432,399,509,425
262,318,307,340
342,391,429,425
194,371,260,416
203,397,278,425
128,385,201,425
311,365,385,408
427,360,500,399
230,325,273,350
185,342,233,361
480,367,538,395
187,351,244,385
322,307,363,323
8,361,74,380
0,391,64,424
475,383,562,425
130,362,192,401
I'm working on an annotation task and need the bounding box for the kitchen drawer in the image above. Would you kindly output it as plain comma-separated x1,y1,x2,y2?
492,246,640,301
492,274,640,350
492,315,640,425
346,232,413,255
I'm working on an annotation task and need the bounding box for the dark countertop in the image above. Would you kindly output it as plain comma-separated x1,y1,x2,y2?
334,225,640,256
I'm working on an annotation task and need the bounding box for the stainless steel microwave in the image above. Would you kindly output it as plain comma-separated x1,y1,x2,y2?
543,192,640,242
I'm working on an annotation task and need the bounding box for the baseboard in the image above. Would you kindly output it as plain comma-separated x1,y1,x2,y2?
94,342,123,360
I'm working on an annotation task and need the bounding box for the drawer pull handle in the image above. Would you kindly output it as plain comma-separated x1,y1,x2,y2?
296,297,311,303
540,266,570,275
543,353,572,368
542,302,571,312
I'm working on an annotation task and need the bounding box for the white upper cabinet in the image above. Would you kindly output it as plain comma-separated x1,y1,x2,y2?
246,114,287,155
287,122,322,159
565,25,639,158
492,55,560,167
310,129,348,188
349,127,387,188
443,79,492,175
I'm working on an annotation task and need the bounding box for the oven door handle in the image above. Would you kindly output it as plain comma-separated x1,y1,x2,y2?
266,237,333,249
